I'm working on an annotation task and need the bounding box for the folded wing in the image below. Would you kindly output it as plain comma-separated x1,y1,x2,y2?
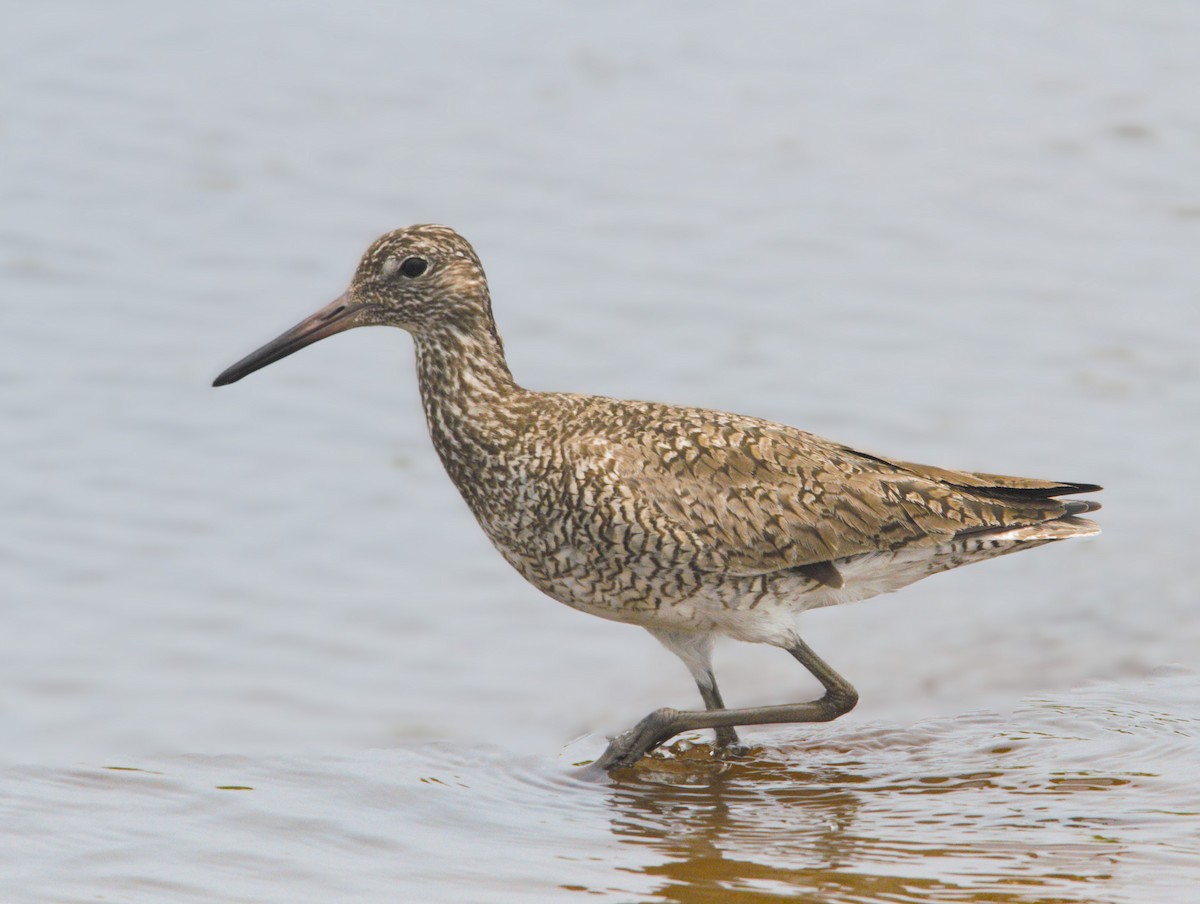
598,416,1100,579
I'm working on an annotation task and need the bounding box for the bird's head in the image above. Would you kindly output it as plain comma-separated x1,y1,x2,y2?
213,224,491,386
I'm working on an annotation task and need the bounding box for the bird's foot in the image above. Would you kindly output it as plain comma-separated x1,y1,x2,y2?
590,707,681,772
714,740,752,759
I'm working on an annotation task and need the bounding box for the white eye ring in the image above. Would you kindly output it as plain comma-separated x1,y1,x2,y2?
380,257,401,278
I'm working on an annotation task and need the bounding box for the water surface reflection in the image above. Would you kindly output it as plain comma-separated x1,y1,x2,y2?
594,671,1197,902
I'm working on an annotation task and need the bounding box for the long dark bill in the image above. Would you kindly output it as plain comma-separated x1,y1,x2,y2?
213,294,370,387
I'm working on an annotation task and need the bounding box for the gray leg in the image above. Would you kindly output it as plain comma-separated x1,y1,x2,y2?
695,669,741,749
644,627,740,748
592,636,857,771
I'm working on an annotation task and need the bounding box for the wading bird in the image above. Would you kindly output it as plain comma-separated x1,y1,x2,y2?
214,225,1100,770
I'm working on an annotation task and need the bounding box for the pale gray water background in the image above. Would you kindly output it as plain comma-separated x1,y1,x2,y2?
3,2,1198,901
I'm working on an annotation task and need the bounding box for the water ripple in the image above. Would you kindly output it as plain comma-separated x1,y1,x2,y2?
576,670,1200,902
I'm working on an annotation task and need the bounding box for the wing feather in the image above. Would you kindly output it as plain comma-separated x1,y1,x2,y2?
564,406,1100,576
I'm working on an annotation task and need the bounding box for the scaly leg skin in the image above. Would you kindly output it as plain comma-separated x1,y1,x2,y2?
695,670,745,752
591,636,858,772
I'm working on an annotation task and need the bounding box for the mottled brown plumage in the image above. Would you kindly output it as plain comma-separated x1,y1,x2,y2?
214,225,1101,770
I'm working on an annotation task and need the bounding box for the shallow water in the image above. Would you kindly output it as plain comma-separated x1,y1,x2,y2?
3,1,1199,901
4,673,1197,903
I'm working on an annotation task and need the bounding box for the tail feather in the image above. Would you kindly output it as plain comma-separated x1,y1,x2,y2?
974,514,1101,543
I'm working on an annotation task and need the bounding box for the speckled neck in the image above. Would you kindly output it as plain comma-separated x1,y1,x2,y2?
412,314,522,482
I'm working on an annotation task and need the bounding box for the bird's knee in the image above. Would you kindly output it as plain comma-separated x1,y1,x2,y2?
837,686,859,714
824,686,858,718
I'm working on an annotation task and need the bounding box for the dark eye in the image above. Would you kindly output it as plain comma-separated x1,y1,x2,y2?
399,256,428,278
